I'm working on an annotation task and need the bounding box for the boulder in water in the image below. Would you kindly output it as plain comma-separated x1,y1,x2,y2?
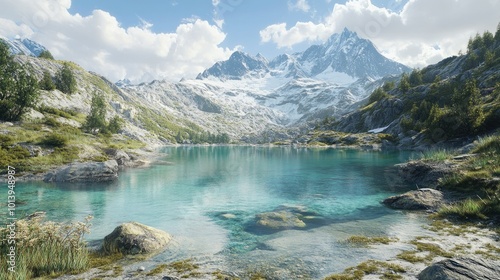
103,222,172,255
383,188,444,210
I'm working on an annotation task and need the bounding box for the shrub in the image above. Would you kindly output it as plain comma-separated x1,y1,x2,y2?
39,106,75,118
40,133,68,147
107,116,124,134
44,117,62,127
367,87,390,104
38,50,54,60
472,135,500,154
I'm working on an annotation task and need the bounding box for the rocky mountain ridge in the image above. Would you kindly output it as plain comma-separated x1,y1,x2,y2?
113,29,410,140
3,28,412,144
1,36,47,57
197,28,410,81
331,29,500,149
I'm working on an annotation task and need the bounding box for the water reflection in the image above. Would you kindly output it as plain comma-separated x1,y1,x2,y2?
2,147,425,279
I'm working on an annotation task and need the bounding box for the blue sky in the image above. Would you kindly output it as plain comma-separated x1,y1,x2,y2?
67,0,407,59
0,0,499,82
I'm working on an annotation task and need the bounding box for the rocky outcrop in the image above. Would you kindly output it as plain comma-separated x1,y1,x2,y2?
105,148,131,166
103,222,172,255
396,161,456,188
418,258,500,280
383,188,444,210
336,98,404,133
44,160,118,182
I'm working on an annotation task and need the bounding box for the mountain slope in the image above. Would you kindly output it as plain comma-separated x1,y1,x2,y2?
331,30,500,149
140,28,410,137
3,29,412,145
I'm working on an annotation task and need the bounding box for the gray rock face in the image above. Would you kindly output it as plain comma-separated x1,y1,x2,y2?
383,188,444,210
396,161,456,188
44,160,118,182
418,258,500,280
103,222,172,255
105,149,130,166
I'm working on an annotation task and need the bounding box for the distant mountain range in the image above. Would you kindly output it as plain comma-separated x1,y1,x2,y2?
197,28,410,82
3,29,412,142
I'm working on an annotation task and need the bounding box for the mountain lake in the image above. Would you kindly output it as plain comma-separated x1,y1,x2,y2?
7,146,433,279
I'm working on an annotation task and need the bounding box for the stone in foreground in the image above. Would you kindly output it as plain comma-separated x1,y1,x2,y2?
383,188,444,210
418,258,500,280
103,222,172,255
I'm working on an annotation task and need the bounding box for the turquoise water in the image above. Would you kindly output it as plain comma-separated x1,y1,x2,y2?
5,146,428,278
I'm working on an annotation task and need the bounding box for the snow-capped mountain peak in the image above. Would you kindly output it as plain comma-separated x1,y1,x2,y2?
196,51,269,80
1,37,48,57
197,28,409,83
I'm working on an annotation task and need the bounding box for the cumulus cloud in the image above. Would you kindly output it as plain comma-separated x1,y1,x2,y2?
0,0,234,82
261,0,500,67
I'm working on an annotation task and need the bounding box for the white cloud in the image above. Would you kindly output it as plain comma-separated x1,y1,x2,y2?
261,0,500,67
289,0,311,12
0,0,234,83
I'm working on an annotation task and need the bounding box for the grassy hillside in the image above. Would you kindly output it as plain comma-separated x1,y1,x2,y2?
0,49,232,174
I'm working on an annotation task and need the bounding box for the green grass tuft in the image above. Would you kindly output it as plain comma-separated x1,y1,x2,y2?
324,260,405,280
438,199,487,219
415,149,454,162
0,215,93,279
346,235,398,246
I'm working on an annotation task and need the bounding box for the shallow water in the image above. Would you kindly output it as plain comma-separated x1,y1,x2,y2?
6,146,429,278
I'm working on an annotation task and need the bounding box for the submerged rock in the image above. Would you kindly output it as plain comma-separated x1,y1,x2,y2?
256,211,306,230
44,160,119,182
418,258,500,280
383,188,444,210
103,222,172,255
253,205,321,231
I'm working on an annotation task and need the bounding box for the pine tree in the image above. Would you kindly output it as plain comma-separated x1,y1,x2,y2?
495,22,500,42
409,69,423,87
84,93,107,133
452,79,484,134
0,41,39,121
55,63,77,94
399,73,410,92
482,31,495,48
40,70,56,90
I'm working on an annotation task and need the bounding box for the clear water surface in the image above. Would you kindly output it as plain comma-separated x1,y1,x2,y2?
5,146,429,278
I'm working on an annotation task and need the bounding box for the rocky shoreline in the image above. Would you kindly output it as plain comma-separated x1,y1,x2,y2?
2,146,166,183
7,143,500,279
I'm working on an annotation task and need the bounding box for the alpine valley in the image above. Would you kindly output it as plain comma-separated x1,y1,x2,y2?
3,28,410,145
2,22,500,280
121,28,410,142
